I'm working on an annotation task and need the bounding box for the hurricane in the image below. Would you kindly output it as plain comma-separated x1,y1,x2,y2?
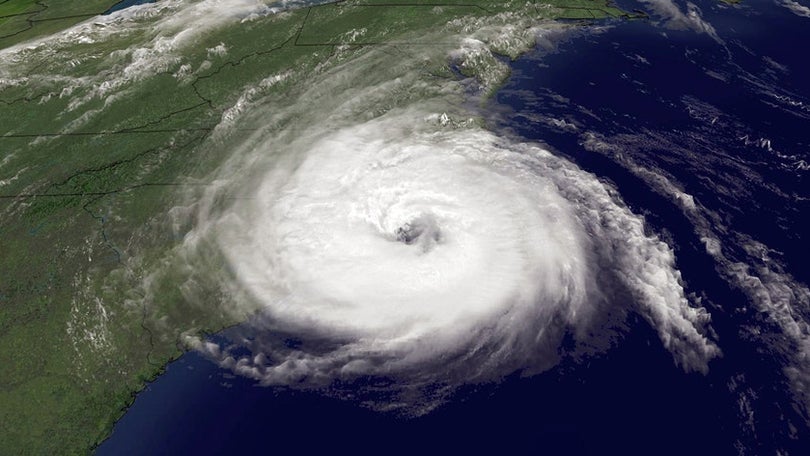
3,0,810,453
174,24,721,405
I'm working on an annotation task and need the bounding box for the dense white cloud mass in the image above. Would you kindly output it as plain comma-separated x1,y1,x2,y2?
182,105,719,405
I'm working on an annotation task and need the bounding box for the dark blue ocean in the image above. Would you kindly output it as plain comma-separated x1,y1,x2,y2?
103,0,156,15
97,0,810,454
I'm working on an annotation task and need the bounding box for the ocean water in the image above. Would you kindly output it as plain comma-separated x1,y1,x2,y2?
103,0,156,15
97,1,810,454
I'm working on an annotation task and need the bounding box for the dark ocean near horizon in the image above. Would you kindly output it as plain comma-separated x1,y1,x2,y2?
97,0,810,454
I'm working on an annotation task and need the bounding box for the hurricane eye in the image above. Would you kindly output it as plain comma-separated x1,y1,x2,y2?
394,215,442,251
395,224,422,244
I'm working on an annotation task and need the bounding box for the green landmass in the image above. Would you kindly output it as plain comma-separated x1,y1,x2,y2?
0,0,628,453
0,0,124,49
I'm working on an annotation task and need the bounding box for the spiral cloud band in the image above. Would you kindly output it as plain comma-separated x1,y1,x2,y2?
195,108,719,395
